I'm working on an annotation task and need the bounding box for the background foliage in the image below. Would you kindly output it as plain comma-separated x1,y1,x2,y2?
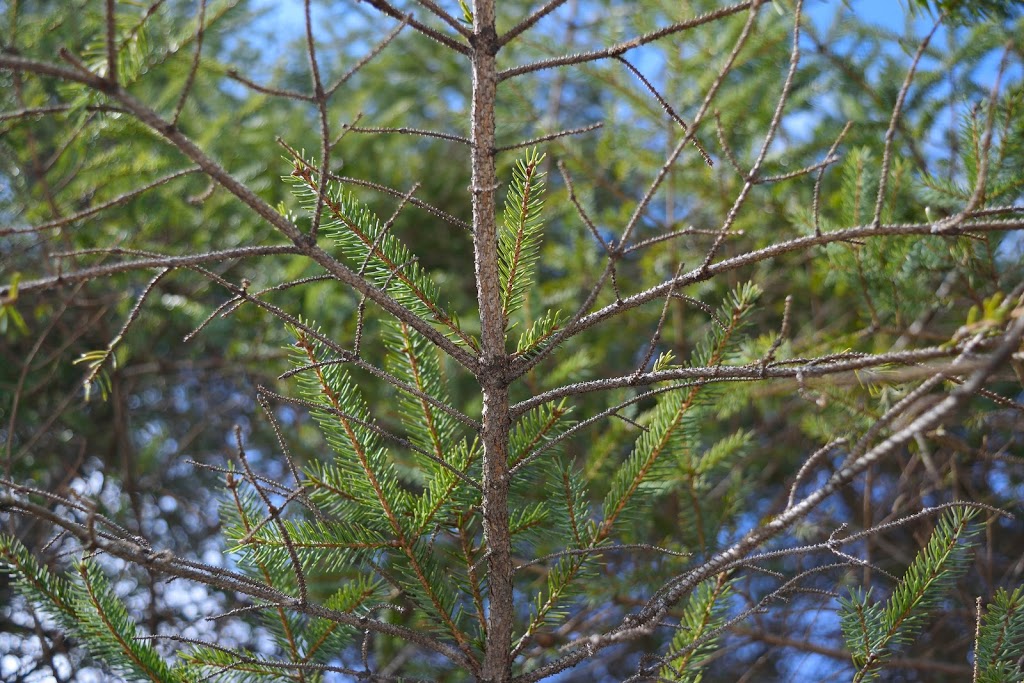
1,0,1023,681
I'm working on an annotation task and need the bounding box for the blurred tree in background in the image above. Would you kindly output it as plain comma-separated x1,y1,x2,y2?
1,0,1023,681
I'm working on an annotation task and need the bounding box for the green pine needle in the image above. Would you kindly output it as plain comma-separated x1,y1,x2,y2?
841,506,981,681
975,587,1024,683
661,575,735,682
499,149,547,323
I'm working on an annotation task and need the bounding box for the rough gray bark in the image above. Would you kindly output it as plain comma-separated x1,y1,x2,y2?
469,1,515,680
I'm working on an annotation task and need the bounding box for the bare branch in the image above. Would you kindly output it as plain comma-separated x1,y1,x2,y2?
304,0,330,243
872,15,943,228
541,218,1024,352
499,0,570,47
330,171,473,232
104,0,118,85
172,0,206,126
0,53,481,369
496,122,602,153
339,123,471,145
0,167,200,237
498,2,755,81
326,15,412,97
412,0,473,39
1,245,300,297
512,345,961,416
511,0,764,379
359,0,471,54
814,121,853,236
615,55,712,167
226,69,313,101
698,0,804,271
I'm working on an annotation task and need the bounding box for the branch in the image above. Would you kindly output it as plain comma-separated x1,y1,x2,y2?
0,167,200,237
498,2,754,81
0,246,301,297
511,1,763,378
495,122,602,153
412,0,473,39
0,53,480,371
326,14,411,97
182,266,482,432
872,15,943,227
512,345,968,415
469,0,518,678
338,123,470,145
698,0,803,270
513,218,1024,369
257,386,482,490
499,0,570,47
0,493,477,671
330,171,473,232
359,0,470,54
304,0,330,242
525,313,1024,680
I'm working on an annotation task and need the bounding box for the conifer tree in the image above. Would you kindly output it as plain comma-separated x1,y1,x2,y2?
2,0,1023,681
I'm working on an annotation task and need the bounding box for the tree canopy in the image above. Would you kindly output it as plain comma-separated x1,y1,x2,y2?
1,0,1023,681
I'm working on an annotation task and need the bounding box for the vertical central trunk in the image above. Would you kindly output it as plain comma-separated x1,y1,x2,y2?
469,2,513,681
480,384,513,682
469,5,501,355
